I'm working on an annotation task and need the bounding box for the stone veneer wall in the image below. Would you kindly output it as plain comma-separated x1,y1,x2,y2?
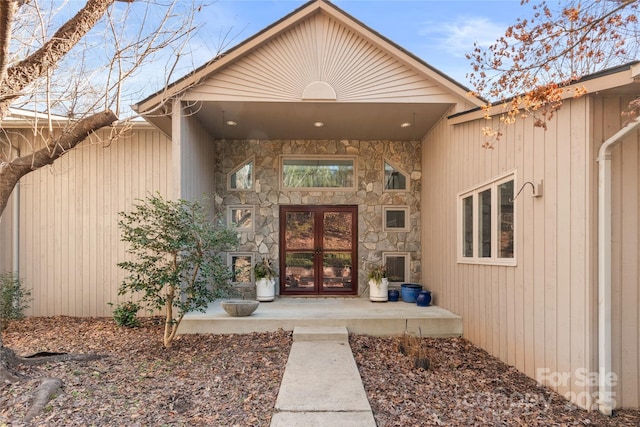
213,140,422,299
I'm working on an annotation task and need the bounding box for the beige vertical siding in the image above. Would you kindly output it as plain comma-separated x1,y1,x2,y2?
15,126,171,317
175,104,217,204
422,97,599,409
0,193,15,272
594,95,640,408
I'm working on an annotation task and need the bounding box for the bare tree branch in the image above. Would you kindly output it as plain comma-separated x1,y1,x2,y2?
0,0,117,116
467,0,640,146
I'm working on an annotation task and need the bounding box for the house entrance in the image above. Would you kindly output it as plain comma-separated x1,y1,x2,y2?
280,205,358,296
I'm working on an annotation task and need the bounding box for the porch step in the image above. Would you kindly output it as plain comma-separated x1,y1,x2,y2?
270,326,376,427
178,298,463,337
293,326,348,342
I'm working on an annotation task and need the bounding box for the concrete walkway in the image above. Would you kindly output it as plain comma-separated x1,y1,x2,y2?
270,326,376,427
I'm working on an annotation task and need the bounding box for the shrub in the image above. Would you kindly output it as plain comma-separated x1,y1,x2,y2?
117,194,238,347
110,301,141,328
0,272,31,330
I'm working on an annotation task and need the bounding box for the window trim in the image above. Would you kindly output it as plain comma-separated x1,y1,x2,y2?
383,159,409,192
227,156,255,191
457,171,517,266
383,252,411,284
228,252,255,284
279,155,357,191
383,205,410,232
227,205,255,232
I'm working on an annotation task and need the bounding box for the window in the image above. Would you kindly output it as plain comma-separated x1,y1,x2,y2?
383,252,410,284
384,160,408,191
228,253,254,284
227,205,254,231
281,156,356,190
383,206,409,232
458,173,515,265
228,158,253,190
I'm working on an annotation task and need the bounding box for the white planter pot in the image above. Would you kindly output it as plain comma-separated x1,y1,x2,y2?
369,278,388,302
256,277,276,302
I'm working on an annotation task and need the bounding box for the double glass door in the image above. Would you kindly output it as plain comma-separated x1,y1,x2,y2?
279,205,358,295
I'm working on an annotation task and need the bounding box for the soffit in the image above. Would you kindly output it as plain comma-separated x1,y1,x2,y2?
192,101,449,140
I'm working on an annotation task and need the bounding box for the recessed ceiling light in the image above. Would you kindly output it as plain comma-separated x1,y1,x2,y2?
400,122,412,128
313,121,325,128
226,120,237,126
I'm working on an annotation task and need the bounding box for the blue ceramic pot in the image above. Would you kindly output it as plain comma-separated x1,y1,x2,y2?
416,290,432,307
388,289,399,302
400,283,422,303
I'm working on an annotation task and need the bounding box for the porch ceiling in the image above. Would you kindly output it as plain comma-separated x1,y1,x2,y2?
191,101,451,141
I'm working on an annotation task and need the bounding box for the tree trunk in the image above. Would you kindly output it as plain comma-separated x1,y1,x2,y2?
0,338,21,382
0,1,19,89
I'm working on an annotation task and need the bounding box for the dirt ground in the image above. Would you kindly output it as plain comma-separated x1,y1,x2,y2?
1,317,639,426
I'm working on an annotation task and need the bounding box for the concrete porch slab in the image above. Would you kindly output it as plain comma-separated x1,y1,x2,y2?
178,297,462,337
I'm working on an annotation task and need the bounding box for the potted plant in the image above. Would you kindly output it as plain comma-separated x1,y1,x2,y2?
368,264,388,302
254,257,277,302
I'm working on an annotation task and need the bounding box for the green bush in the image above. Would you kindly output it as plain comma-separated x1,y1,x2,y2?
0,272,31,330
117,194,238,347
110,301,140,328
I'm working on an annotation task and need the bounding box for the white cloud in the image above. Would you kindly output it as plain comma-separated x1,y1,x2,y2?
419,16,508,58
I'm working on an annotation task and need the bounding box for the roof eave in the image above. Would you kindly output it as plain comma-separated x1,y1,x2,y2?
448,61,640,125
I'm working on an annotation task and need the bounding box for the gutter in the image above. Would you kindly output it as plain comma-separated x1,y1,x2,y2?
597,115,640,415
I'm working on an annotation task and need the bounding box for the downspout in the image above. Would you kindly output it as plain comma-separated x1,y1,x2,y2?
12,146,20,277
12,173,19,276
597,115,640,415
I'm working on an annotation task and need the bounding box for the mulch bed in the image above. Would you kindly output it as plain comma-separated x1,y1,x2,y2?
351,335,640,426
0,317,638,426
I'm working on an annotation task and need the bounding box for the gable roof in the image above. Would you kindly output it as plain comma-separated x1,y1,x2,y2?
134,0,483,140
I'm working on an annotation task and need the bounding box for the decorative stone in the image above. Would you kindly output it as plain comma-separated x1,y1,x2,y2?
221,300,259,317
214,140,423,295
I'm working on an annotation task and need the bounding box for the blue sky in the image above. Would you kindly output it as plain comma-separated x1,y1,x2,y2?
189,0,533,88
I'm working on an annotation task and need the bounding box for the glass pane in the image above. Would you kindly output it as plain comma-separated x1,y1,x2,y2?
385,255,406,282
384,162,407,190
463,196,473,257
231,255,252,283
322,253,352,290
285,212,314,250
230,207,252,229
385,209,406,229
323,212,352,250
283,158,354,188
498,180,514,258
479,189,492,258
284,253,314,290
230,161,253,190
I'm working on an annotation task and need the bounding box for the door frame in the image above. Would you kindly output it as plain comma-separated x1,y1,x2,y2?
279,205,358,296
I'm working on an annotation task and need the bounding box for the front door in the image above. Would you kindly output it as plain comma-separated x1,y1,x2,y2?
280,205,358,296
